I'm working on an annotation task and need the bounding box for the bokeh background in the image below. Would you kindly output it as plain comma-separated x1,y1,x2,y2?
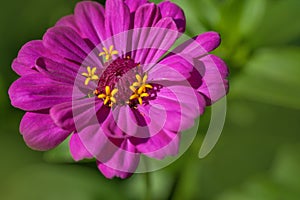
1,0,300,199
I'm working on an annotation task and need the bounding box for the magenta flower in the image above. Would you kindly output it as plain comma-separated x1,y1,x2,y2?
9,0,228,179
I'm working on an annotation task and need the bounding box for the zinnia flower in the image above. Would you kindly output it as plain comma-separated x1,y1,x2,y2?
9,0,228,179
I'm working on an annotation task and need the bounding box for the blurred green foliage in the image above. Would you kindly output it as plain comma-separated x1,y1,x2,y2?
0,0,300,200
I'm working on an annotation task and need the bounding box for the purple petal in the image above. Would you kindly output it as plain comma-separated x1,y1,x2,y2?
159,1,186,33
119,85,204,160
35,57,97,94
197,55,229,104
148,85,204,132
50,98,105,131
103,0,130,55
77,123,139,178
143,17,178,65
12,58,37,76
96,139,139,179
125,0,148,13
195,32,221,53
133,129,180,159
148,55,194,81
100,106,134,138
43,26,94,65
74,1,106,46
35,57,79,85
98,105,156,139
12,40,47,76
97,162,133,179
69,132,93,161
9,74,77,111
173,31,221,58
77,124,112,161
55,15,81,35
133,17,178,68
130,3,162,60
105,0,130,38
20,112,70,151
133,3,161,28
16,40,46,67
50,101,76,131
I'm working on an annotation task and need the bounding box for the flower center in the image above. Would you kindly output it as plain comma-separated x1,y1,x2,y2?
93,57,153,107
97,57,140,92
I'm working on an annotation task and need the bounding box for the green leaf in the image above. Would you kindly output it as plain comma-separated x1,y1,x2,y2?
216,176,287,200
239,0,266,38
231,47,300,109
251,0,300,46
1,164,125,200
271,144,300,191
217,144,300,200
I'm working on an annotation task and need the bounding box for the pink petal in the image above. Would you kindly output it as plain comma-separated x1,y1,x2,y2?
133,3,161,28
96,139,139,179
148,85,204,132
74,1,106,45
149,55,194,81
12,58,37,76
12,40,47,76
197,54,229,104
133,17,178,68
55,15,81,36
174,31,221,58
43,26,95,65
9,74,77,111
69,132,93,161
50,98,105,131
105,0,130,38
159,1,186,33
133,129,180,159
125,0,148,13
20,112,70,151
35,57,79,85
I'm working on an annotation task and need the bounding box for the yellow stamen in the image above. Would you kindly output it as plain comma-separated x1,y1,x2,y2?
129,87,150,105
111,88,118,96
138,85,145,94
130,91,148,105
136,74,142,83
99,45,119,61
98,94,106,99
130,86,136,92
130,94,139,100
132,82,140,87
97,86,118,107
81,67,99,85
140,93,149,98
132,74,151,88
105,85,111,95
142,74,148,83
138,97,143,105
134,74,153,92
128,74,153,105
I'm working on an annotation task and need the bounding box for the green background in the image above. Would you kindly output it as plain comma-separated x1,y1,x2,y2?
1,0,300,199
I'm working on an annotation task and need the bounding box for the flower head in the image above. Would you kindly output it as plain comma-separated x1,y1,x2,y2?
9,0,228,179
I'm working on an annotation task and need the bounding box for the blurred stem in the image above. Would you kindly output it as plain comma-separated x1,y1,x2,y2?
169,124,206,200
145,172,152,200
